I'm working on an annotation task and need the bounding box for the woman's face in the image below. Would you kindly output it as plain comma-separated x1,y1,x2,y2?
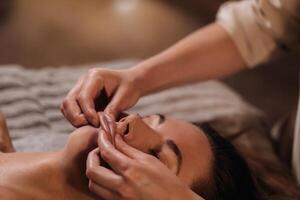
0,114,213,200
115,114,213,186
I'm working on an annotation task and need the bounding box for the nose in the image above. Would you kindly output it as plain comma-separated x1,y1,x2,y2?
116,112,129,121
116,114,163,153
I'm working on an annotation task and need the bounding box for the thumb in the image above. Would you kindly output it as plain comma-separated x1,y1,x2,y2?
104,85,132,120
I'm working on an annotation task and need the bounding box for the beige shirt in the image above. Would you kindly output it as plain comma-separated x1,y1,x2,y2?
216,0,300,183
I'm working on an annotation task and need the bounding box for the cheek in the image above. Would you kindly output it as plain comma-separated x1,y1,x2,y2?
124,121,163,153
124,132,144,148
180,146,212,186
158,147,179,174
123,125,152,153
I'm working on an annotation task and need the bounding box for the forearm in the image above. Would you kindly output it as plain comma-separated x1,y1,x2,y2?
133,23,246,95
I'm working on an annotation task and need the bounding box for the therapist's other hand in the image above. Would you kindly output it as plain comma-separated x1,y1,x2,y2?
86,130,202,200
61,68,141,127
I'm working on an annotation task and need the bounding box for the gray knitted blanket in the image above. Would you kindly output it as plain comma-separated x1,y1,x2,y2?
0,62,266,152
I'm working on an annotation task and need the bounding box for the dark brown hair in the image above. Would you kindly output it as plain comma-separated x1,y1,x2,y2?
192,122,300,200
192,122,259,200
244,150,300,200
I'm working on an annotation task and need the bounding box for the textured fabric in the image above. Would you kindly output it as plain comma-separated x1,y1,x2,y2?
0,63,266,153
217,0,300,67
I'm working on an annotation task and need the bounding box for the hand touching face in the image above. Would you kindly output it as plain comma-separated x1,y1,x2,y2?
61,68,142,127
114,114,213,186
86,114,213,200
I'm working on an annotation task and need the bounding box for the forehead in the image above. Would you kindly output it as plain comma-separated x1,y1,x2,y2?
155,117,213,184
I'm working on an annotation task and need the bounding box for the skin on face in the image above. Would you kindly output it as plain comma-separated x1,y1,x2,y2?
0,114,213,199
115,114,213,187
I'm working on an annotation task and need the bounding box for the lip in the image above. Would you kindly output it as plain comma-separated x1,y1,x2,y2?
115,113,141,137
116,113,133,136
115,121,130,137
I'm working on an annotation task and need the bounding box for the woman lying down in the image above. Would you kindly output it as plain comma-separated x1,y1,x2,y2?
0,113,299,200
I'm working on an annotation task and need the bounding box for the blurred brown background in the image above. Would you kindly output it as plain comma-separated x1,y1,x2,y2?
0,0,298,125
0,0,223,67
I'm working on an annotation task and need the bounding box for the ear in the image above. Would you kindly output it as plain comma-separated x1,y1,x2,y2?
62,126,99,171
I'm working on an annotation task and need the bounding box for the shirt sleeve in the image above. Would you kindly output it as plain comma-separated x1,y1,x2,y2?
216,0,300,67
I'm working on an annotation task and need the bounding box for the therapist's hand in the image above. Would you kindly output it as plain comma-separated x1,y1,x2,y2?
61,68,142,127
86,130,203,200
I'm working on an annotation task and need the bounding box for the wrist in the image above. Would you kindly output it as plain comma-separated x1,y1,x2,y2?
130,63,154,96
130,60,169,96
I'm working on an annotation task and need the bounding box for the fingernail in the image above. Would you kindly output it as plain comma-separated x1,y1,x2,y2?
105,114,116,146
99,129,112,147
99,113,110,133
105,114,115,132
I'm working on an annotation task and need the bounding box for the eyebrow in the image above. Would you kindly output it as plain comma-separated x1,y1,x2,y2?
166,139,182,175
154,114,182,174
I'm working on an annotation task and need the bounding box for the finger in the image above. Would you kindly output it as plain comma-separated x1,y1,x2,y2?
89,181,120,200
78,74,104,127
86,149,124,190
87,166,124,191
86,148,101,167
63,97,88,127
105,114,116,147
62,75,89,127
62,99,89,127
98,129,131,174
98,113,116,146
98,113,110,135
104,85,131,121
115,134,148,160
